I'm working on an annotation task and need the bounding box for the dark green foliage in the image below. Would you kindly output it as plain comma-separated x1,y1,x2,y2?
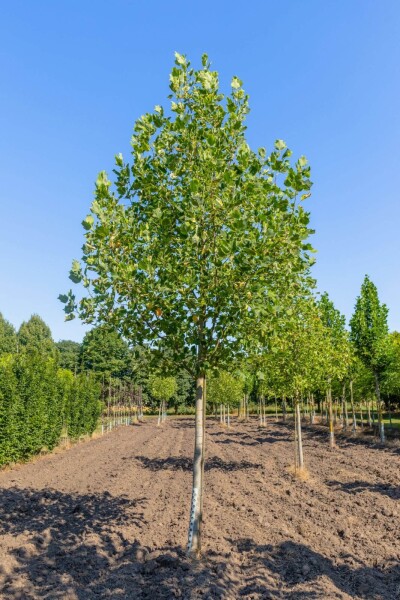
79,325,131,378
18,314,56,357
56,340,81,371
350,275,389,373
0,354,101,466
0,313,17,355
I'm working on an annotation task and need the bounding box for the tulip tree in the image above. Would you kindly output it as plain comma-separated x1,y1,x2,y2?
207,370,243,426
149,375,177,424
350,275,389,443
61,53,314,556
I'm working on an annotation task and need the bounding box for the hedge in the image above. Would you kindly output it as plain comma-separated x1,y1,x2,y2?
0,353,102,466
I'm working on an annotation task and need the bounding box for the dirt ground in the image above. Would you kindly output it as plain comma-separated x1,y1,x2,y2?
0,417,399,600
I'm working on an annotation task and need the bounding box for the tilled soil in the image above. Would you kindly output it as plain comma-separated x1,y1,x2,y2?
0,418,399,599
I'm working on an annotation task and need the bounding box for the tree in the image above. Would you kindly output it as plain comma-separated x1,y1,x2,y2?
207,370,243,425
0,313,17,355
318,293,351,448
56,340,81,371
149,375,177,423
61,53,314,556
350,275,389,442
79,325,131,378
18,314,56,357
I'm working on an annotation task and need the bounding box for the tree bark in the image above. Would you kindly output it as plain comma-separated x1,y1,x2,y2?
187,374,206,557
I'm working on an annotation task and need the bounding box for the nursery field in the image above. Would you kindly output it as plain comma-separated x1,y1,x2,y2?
0,418,399,600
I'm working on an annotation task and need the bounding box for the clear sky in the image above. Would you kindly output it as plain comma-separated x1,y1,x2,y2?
1,1,399,342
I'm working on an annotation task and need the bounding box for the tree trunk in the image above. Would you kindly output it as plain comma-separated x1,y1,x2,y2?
187,374,206,557
282,396,287,422
295,399,304,470
367,399,372,427
374,371,385,444
328,387,335,448
343,383,349,430
350,380,356,433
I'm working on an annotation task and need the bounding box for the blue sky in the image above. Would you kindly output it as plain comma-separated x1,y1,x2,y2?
0,0,399,341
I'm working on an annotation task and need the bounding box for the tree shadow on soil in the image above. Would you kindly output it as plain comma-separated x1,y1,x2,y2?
0,487,147,599
2,494,398,600
326,479,400,500
229,538,400,599
207,428,291,447
133,455,257,472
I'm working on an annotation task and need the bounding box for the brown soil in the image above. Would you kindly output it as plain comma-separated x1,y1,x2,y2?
0,418,399,599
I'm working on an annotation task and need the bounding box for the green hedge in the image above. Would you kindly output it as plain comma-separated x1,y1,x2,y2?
0,353,101,466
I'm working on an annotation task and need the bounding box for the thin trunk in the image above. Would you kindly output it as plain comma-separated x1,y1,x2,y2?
374,372,385,444
282,396,287,422
343,383,349,431
350,380,356,433
187,374,206,557
367,399,372,427
328,387,335,449
295,398,304,470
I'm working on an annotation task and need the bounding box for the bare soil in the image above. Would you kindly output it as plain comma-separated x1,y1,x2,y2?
0,417,399,599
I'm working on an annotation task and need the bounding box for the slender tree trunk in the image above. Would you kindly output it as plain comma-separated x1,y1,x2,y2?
187,374,206,557
310,393,314,424
157,401,162,426
328,387,335,449
350,380,356,433
227,404,230,428
282,396,287,422
343,383,349,431
295,398,304,470
374,371,385,444
367,398,372,427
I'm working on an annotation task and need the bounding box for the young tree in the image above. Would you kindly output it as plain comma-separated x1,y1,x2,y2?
149,375,177,423
207,370,243,426
61,53,314,556
318,293,350,448
350,276,389,443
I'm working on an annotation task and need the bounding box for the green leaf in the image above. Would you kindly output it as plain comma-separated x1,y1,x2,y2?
82,215,94,230
298,155,308,167
231,76,242,89
174,51,186,66
274,139,286,151
69,259,82,284
58,294,68,304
